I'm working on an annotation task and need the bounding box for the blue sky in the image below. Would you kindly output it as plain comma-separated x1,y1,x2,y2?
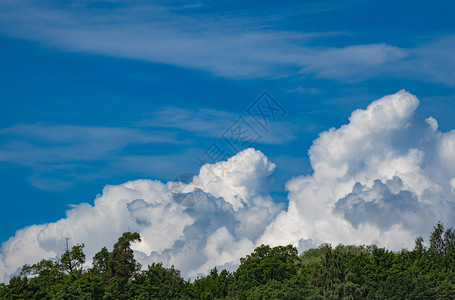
1,0,455,245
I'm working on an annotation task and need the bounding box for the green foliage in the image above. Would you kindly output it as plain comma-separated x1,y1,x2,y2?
60,243,86,274
2,223,455,299
103,232,142,299
91,246,109,276
107,232,142,281
234,244,299,290
191,267,234,299
430,221,446,255
244,275,322,300
127,263,189,299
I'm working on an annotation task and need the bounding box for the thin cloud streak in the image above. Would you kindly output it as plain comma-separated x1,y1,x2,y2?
1,1,455,84
137,107,296,144
0,104,299,191
0,124,181,165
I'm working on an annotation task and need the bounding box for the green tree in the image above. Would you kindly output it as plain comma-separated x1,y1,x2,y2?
430,221,445,255
3,223,455,300
103,232,142,300
92,246,110,276
245,275,322,300
60,240,86,274
127,263,189,299
53,272,104,300
8,259,66,298
107,232,142,280
234,244,300,294
413,236,425,255
191,267,234,299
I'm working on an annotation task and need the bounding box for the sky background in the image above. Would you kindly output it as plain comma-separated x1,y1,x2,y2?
1,0,455,260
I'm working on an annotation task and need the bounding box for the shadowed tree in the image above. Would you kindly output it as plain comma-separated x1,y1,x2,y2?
92,246,110,276
414,236,425,255
234,244,300,293
103,232,142,300
107,232,142,280
60,240,86,274
430,222,445,255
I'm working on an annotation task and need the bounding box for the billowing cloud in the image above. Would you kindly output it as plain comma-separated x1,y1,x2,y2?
0,148,282,282
259,90,455,250
2,90,455,283
333,177,445,233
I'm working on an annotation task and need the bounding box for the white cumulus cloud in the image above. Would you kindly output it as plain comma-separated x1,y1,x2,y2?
260,90,455,250
2,91,455,283
0,148,281,282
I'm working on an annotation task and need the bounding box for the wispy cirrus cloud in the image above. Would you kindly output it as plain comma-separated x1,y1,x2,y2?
0,124,180,165
137,107,296,144
1,1,455,84
0,106,298,190
0,124,185,190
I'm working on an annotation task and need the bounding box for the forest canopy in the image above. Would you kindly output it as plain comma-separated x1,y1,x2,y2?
1,222,455,299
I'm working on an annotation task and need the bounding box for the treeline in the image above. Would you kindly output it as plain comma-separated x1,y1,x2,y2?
1,223,455,299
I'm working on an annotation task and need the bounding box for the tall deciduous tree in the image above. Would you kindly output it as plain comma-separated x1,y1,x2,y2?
430,221,445,255
92,246,110,276
60,240,86,274
234,244,299,291
107,232,142,281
